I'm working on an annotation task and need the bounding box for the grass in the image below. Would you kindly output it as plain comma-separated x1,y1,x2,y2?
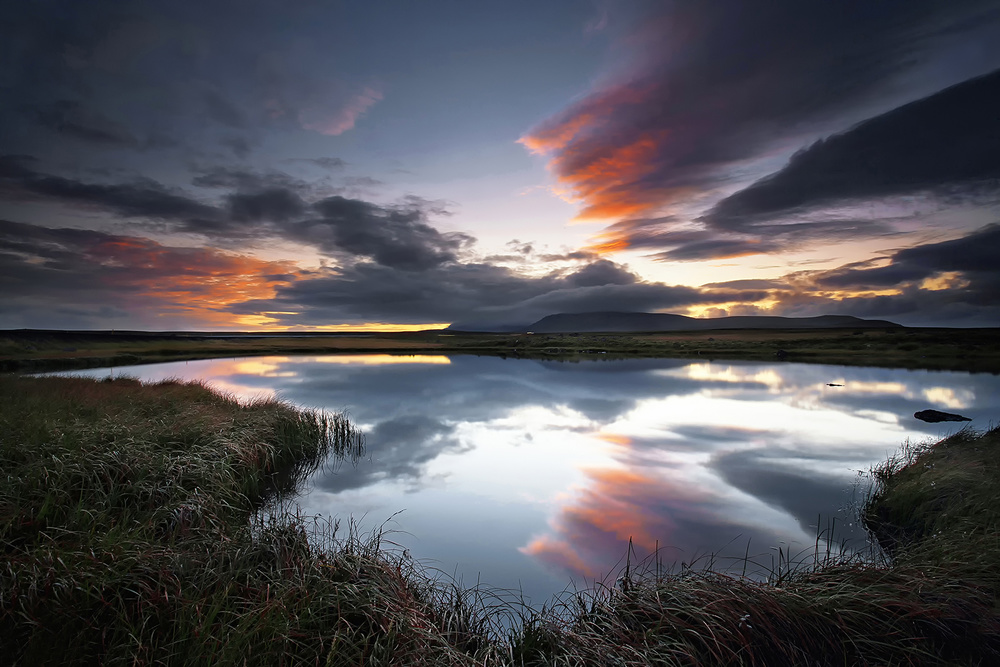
455,327,1000,372
2,374,999,665
0,374,495,666
863,425,1000,587
504,427,1000,665
2,326,999,373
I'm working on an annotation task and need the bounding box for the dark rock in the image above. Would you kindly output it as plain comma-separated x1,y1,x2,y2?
914,409,972,423
775,349,789,360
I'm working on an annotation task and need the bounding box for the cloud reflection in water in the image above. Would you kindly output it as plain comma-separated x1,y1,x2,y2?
59,355,1000,603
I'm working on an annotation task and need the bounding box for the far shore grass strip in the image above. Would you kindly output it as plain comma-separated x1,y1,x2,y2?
1,325,999,373
2,374,998,665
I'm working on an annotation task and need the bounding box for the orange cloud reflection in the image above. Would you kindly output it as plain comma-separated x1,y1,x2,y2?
310,354,451,365
522,466,693,579
596,433,633,447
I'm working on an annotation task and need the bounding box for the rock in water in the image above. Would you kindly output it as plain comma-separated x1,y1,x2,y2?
914,409,972,423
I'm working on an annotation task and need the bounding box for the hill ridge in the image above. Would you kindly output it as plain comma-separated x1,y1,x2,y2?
449,311,901,333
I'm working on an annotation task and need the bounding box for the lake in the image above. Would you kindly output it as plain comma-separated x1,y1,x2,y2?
57,354,999,608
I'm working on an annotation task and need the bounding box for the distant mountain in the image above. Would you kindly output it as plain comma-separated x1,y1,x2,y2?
450,312,901,333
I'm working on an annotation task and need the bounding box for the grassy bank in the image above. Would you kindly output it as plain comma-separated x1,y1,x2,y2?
0,375,489,665
864,425,1000,590
2,326,999,373
2,376,998,665
504,427,1000,666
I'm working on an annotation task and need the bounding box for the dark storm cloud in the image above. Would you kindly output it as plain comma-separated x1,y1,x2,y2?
0,156,220,222
733,226,1000,325
815,224,1000,289
523,0,1000,256
0,159,469,270
701,279,790,291
228,188,305,223
588,219,801,262
566,259,636,287
652,239,785,262
0,219,124,292
297,196,473,271
228,258,763,327
704,70,1000,231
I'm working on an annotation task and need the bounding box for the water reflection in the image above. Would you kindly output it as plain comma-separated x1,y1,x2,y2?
59,356,1000,606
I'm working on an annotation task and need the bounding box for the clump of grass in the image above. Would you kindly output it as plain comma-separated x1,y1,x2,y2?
864,425,1000,590
507,560,1000,665
505,427,1000,665
0,375,496,666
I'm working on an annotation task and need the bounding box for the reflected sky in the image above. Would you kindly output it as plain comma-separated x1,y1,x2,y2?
58,356,1000,607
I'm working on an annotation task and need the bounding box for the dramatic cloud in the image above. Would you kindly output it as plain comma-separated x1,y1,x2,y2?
228,188,306,224
4,148,998,327
566,258,636,287
0,155,221,224
712,224,1000,326
704,70,1000,232
807,225,1000,314
0,219,298,329
522,0,1000,259
0,159,469,270
298,196,472,270
1,1,997,328
228,258,762,328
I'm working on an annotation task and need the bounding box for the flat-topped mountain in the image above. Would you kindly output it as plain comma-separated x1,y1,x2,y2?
449,312,901,333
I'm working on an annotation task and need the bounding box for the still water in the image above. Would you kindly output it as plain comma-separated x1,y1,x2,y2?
60,355,998,607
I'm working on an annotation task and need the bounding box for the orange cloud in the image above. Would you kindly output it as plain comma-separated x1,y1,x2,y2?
520,80,678,228
86,236,301,328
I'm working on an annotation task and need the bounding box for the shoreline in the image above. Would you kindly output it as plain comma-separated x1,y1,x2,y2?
3,326,999,374
2,374,998,664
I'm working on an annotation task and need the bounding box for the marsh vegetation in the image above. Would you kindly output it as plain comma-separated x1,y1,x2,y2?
1,374,998,665
2,326,998,374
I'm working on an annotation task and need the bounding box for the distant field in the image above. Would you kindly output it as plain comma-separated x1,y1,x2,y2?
1,326,998,373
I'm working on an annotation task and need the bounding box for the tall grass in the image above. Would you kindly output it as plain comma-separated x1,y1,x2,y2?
3,374,998,665
505,427,1000,665
863,425,1000,589
1,375,494,666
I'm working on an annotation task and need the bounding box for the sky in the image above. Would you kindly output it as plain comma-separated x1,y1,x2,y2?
2,0,1000,330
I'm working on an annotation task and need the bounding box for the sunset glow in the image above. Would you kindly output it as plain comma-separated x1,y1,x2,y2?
0,1,997,329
